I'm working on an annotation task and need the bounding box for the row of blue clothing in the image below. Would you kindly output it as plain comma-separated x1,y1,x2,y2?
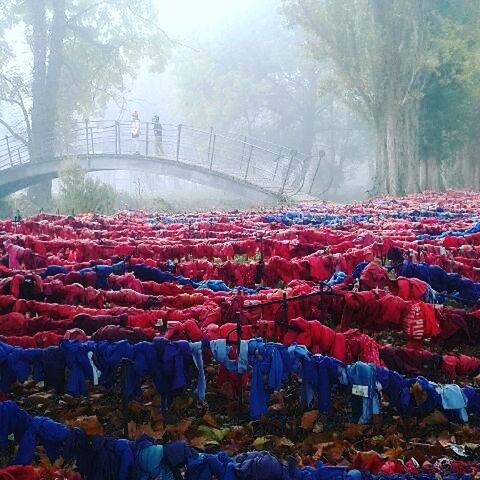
41,261,126,290
147,214,241,224
351,259,480,305
416,221,480,240
128,264,259,294
262,209,469,227
262,212,372,226
2,338,480,424
41,261,260,294
1,400,477,480
399,260,480,303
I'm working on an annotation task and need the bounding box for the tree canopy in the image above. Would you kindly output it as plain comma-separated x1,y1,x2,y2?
283,0,480,194
0,0,170,204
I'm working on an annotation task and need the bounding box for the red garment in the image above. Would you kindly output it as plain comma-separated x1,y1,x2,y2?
0,312,28,336
403,302,440,344
165,319,203,342
64,328,88,342
395,276,428,301
0,466,41,480
360,262,390,291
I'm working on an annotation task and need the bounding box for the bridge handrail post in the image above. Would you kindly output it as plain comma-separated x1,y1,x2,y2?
309,152,323,194
207,127,213,165
89,127,95,155
209,134,216,170
17,148,22,164
273,147,283,181
5,136,12,167
244,145,254,182
85,120,90,157
116,121,122,155
145,122,149,156
176,124,183,162
240,135,247,170
114,121,118,155
280,150,296,195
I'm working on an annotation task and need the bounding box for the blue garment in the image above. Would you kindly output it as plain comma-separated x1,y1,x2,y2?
210,339,249,374
340,362,380,423
133,437,174,480
152,339,195,414
326,271,346,286
302,355,340,413
41,265,68,278
129,264,195,287
95,340,134,390
0,343,19,391
262,212,372,227
416,221,480,240
129,263,260,294
0,400,30,450
61,340,94,396
230,451,287,480
288,458,321,480
41,346,67,394
186,452,231,480
375,367,408,415
0,344,42,392
163,441,197,479
403,376,441,417
464,386,480,413
76,435,134,480
14,416,71,465
438,384,468,422
190,341,207,401
247,341,292,419
197,279,231,292
352,261,369,279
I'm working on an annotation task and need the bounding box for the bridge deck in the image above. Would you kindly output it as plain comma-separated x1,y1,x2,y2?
0,121,317,199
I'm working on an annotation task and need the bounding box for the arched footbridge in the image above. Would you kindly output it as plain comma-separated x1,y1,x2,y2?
0,121,322,201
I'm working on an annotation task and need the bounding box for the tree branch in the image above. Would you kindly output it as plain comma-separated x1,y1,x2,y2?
66,0,118,23
0,118,28,146
0,73,32,140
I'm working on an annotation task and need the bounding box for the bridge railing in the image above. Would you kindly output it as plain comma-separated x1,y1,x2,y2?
0,121,313,196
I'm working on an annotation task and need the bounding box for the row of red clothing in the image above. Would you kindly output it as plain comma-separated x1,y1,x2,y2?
2,312,479,381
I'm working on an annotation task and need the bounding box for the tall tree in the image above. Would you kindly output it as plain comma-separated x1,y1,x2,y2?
419,0,480,190
0,0,170,204
284,0,433,195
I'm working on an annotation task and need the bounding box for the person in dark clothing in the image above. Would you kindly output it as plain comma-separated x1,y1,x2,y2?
152,115,163,156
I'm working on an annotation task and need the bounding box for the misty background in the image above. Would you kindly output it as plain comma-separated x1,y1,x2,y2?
1,0,373,211
96,0,373,205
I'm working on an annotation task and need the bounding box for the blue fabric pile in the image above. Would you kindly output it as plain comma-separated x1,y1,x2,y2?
399,260,480,303
2,338,480,425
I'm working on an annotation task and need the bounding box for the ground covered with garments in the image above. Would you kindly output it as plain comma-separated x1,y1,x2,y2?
3,192,480,479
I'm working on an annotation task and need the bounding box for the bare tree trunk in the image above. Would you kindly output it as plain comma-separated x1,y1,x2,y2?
28,0,66,206
29,0,47,162
372,113,388,194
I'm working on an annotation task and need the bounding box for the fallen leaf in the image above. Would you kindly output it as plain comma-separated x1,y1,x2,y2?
301,410,319,430
420,410,448,426
198,425,230,442
202,413,218,427
342,423,368,441
190,436,209,450
384,446,404,458
274,436,294,448
165,418,193,439
252,436,269,448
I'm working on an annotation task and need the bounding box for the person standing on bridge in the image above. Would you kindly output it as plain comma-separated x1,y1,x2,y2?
152,115,163,156
131,111,141,154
